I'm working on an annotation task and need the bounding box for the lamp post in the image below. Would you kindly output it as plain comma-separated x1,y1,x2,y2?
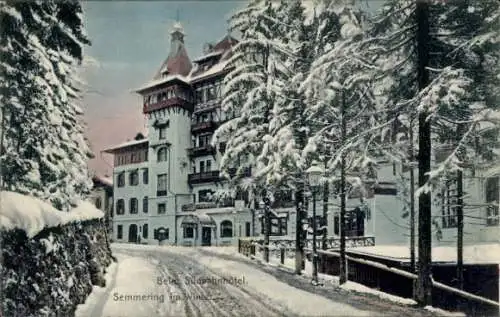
259,191,271,263
306,161,324,285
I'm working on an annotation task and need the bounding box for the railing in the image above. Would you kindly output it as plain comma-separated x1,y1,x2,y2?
187,145,216,157
304,236,375,249
191,120,218,133
143,97,193,114
188,170,220,184
181,200,235,211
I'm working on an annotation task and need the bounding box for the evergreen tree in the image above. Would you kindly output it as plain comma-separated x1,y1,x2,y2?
0,0,93,211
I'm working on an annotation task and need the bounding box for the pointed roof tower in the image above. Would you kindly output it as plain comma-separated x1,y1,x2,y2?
153,20,192,79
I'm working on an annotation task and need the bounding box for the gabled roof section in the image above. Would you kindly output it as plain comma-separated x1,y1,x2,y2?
213,34,238,52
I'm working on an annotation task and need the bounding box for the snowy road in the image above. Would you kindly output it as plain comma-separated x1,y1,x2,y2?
83,245,455,317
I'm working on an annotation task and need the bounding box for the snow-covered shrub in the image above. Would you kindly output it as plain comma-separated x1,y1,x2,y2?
0,220,114,317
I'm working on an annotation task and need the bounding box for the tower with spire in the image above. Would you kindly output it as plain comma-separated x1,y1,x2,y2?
134,21,194,243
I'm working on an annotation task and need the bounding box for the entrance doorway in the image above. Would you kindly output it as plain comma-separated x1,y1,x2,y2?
201,227,211,246
128,224,138,242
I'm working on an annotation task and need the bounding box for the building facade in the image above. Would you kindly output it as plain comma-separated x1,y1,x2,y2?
103,22,500,247
90,175,113,236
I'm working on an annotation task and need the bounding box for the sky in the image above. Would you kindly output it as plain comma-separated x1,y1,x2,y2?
81,1,384,177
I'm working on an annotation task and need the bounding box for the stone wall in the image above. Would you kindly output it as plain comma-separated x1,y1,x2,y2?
1,219,115,317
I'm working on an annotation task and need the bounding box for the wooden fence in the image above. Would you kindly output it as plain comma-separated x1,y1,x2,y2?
237,238,500,317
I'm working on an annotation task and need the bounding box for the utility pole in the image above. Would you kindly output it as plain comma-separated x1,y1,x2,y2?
409,119,416,273
416,0,432,306
339,90,347,285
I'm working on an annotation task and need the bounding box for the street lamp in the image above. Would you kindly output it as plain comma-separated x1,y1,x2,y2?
306,160,324,285
260,190,271,263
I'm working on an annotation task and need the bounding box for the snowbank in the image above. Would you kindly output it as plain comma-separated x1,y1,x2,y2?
75,261,118,317
0,191,104,238
350,244,500,264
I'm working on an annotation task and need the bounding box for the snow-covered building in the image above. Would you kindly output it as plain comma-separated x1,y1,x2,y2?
90,175,113,235
103,23,256,246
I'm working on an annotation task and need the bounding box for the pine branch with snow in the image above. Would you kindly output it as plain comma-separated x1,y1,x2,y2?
0,1,93,211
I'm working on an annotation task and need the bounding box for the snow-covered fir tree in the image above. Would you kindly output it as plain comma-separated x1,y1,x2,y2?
301,2,385,196
213,0,298,203
0,0,93,211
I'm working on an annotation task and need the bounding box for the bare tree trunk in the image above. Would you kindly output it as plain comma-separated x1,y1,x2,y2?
456,124,465,290
295,187,305,274
322,160,329,250
409,119,416,273
416,0,432,306
339,90,347,285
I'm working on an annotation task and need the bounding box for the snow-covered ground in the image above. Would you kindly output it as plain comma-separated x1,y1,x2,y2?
75,243,461,317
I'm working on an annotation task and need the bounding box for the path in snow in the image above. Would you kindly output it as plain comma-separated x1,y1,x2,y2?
98,245,447,317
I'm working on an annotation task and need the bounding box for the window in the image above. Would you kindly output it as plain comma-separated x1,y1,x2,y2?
158,203,166,214
441,178,457,228
200,161,205,173
157,174,168,196
184,226,194,238
130,198,138,214
95,197,102,209
220,220,233,238
116,199,125,215
157,147,168,162
131,152,137,163
207,85,216,100
143,168,149,184
486,177,499,226
117,173,125,187
198,190,213,203
199,134,212,147
206,160,211,172
245,222,251,237
143,197,148,213
143,224,148,239
117,225,123,239
159,126,167,139
129,171,138,186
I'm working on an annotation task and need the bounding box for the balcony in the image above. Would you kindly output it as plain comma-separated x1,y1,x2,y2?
187,145,216,158
191,120,218,134
181,200,235,211
143,97,194,114
188,170,220,184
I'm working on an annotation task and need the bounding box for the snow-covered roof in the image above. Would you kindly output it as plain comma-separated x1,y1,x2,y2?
0,191,104,238
348,244,500,264
93,175,113,187
134,74,190,93
102,138,148,153
189,59,231,83
192,50,224,63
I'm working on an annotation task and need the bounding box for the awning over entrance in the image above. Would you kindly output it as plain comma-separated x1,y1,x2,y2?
180,213,216,227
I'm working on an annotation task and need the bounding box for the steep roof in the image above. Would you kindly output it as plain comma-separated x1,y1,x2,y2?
212,34,238,52
152,22,192,80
